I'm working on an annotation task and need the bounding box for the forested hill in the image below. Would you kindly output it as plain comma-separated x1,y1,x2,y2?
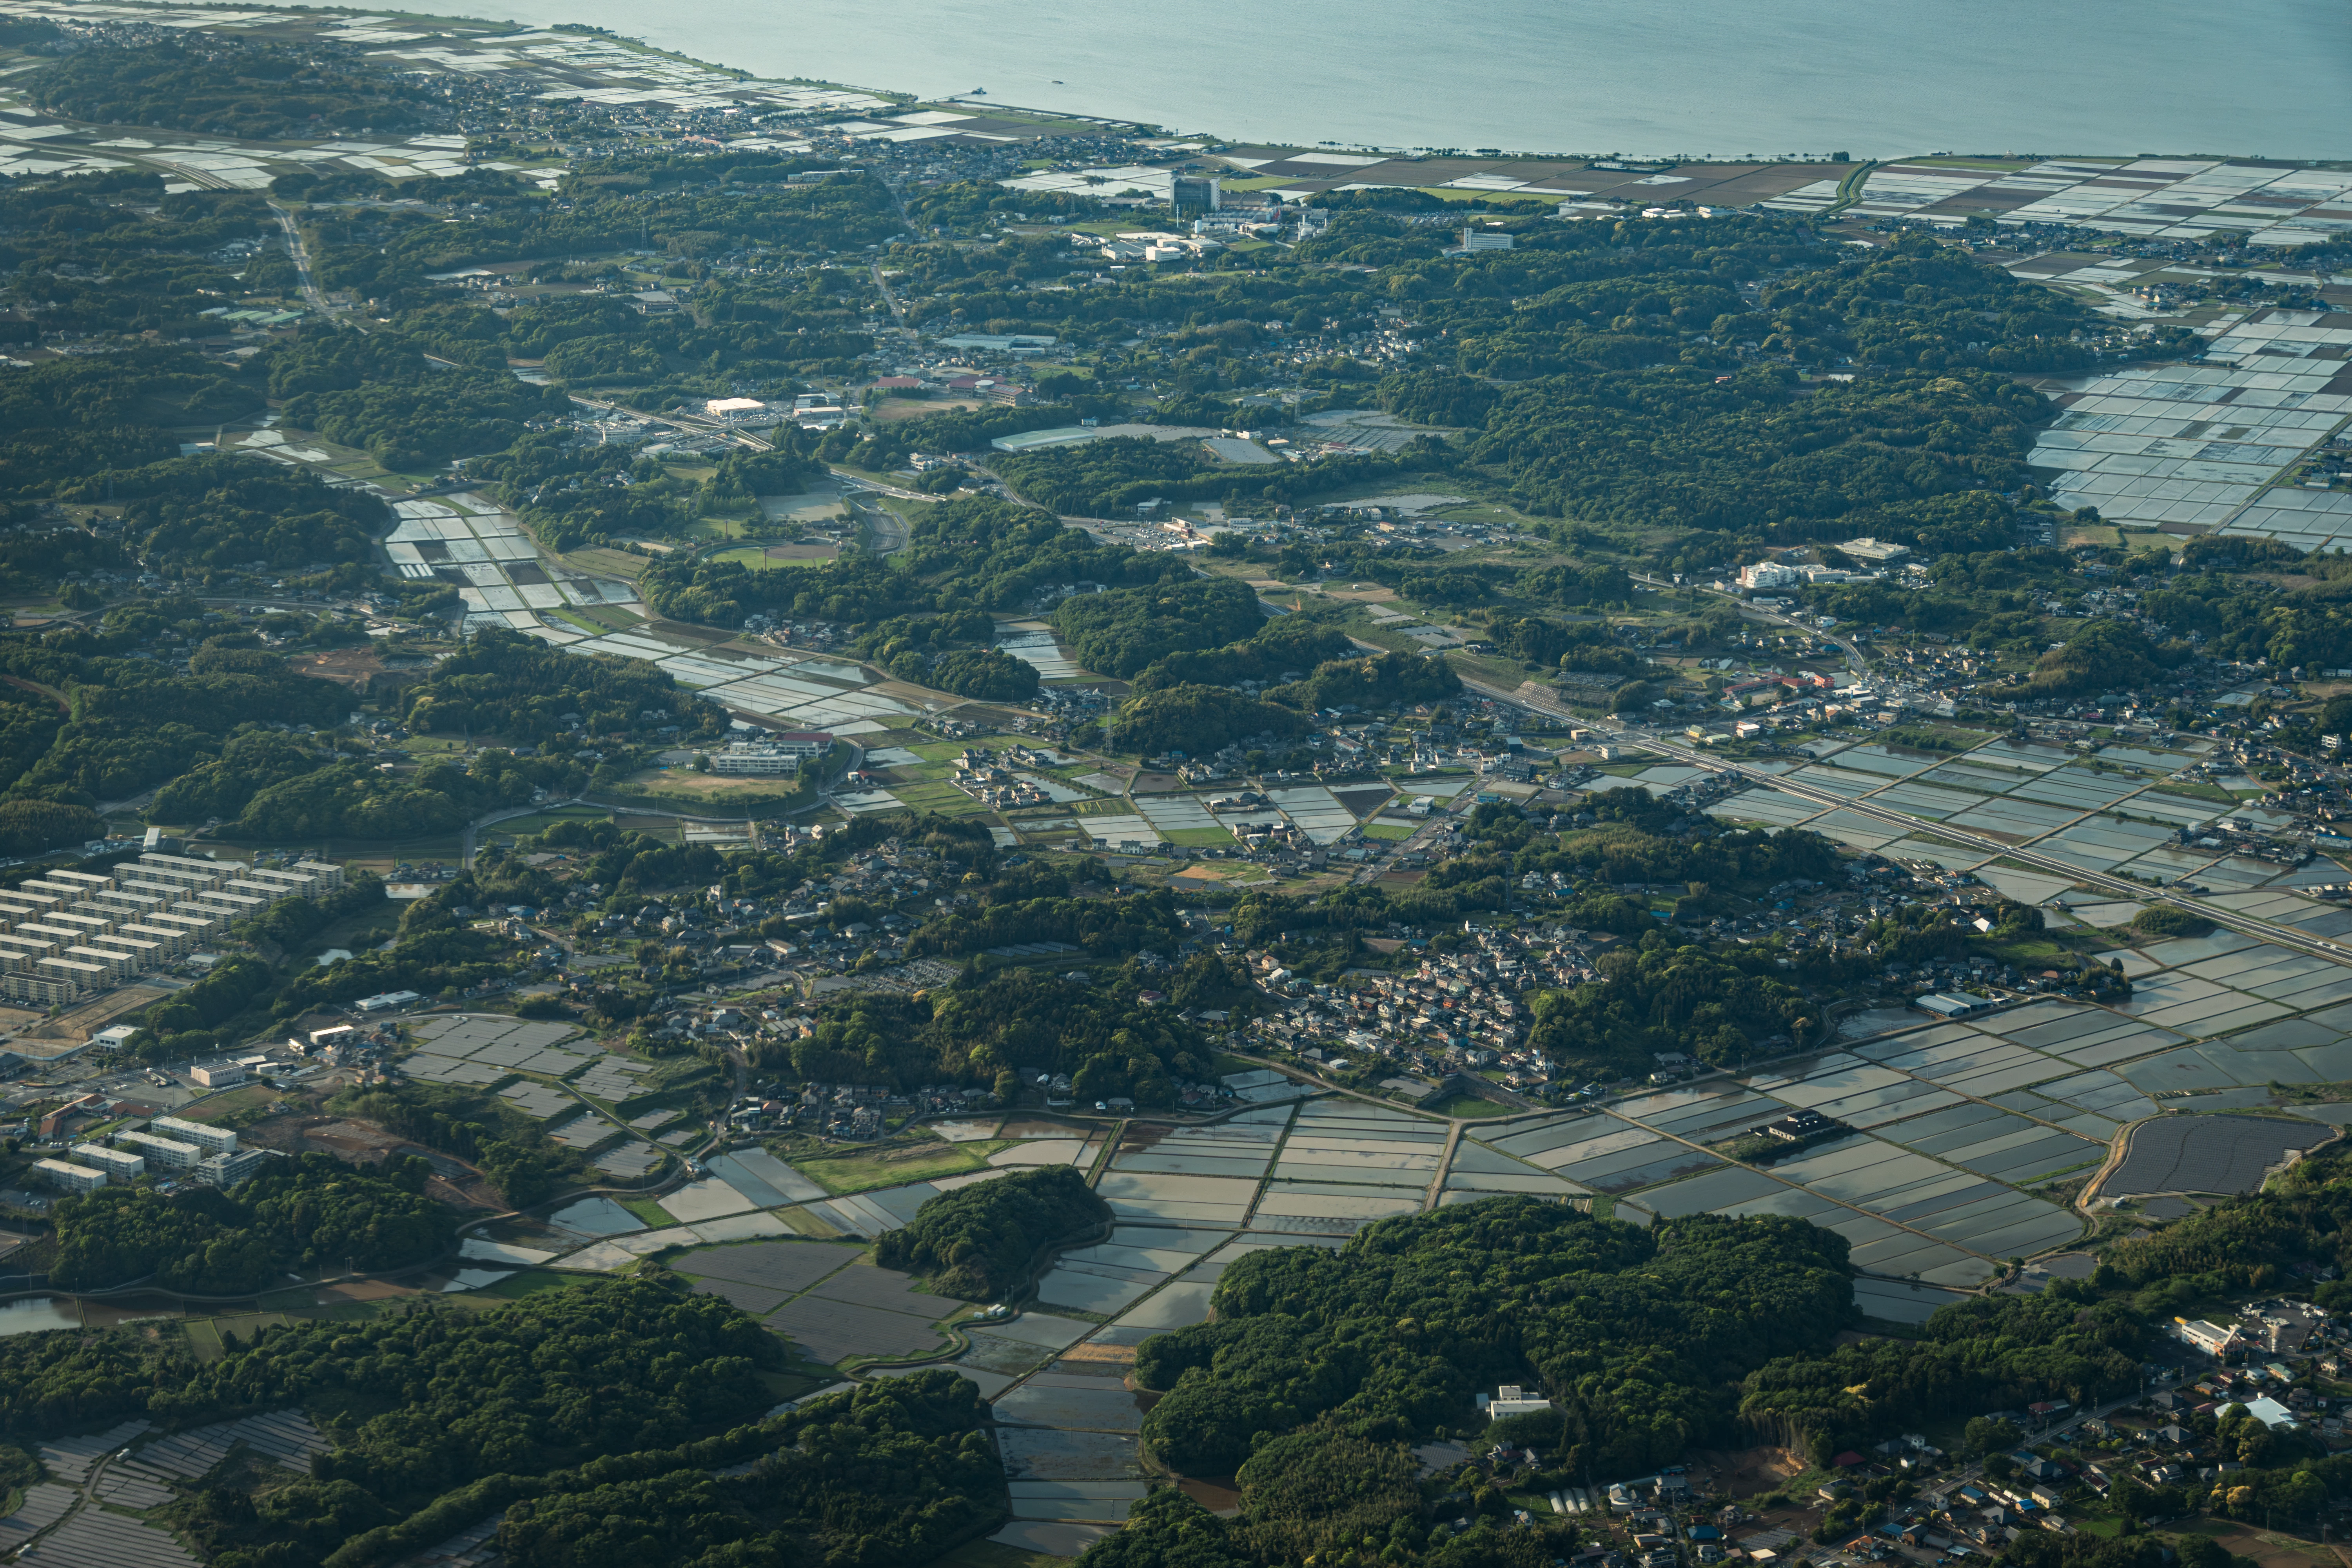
1135,1201,1857,1478
0,1275,1010,1568
28,39,442,140
881,213,2136,544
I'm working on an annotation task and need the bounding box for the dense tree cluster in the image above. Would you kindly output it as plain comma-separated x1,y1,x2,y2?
0,348,261,497
0,617,352,811
639,495,1190,628
1129,617,1360,694
269,318,572,470
104,455,385,571
0,796,99,857
876,1165,1112,1300
1051,575,1265,679
29,40,437,139
1137,1201,1854,1477
404,627,727,744
925,646,1040,701
1107,683,1310,758
1737,1289,2142,1464
486,1371,1004,1568
750,952,1212,1105
2024,619,2188,697
1272,649,1461,713
51,1152,453,1294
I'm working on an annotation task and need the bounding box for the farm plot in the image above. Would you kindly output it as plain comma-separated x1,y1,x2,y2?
1134,794,1219,833
2094,1113,2336,1200
1703,788,1826,828
1269,785,1360,844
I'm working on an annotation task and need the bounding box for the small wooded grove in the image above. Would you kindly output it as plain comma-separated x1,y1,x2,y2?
49,1151,452,1294
749,949,1214,1107
1136,1201,1855,1478
876,1164,1111,1300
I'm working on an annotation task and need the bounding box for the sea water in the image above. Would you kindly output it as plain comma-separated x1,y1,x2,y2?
493,0,2348,159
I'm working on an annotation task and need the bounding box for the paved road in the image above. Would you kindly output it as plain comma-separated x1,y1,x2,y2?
870,260,909,326
1630,569,1877,679
1462,671,2352,977
835,471,932,503
268,202,338,320
461,799,576,867
1349,797,1457,884
567,391,774,453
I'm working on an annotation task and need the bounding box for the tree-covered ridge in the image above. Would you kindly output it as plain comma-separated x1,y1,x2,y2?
1271,648,1460,713
1051,576,1265,679
639,494,1192,628
487,1370,1005,1568
50,1151,454,1294
265,317,572,471
1135,1201,1855,1477
0,348,262,497
29,40,439,139
753,951,1213,1105
1106,683,1310,758
876,1164,1112,1301
100,455,386,571
0,615,353,811
211,745,588,843
1737,1289,2144,1466
1442,363,2046,532
1129,617,1361,694
403,626,727,744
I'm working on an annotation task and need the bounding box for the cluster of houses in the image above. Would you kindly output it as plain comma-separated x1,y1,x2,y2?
1247,924,1602,1092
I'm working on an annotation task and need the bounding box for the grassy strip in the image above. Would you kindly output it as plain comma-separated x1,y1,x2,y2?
792,1139,1010,1196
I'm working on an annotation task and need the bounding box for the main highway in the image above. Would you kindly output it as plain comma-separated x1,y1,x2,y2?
1460,671,2352,984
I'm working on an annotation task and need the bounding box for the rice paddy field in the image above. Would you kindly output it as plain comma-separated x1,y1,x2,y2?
1694,730,2334,896
1546,724,2352,1283
403,719,2352,1557
471,1016,2351,1550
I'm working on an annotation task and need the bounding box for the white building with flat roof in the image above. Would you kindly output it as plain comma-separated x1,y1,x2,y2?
115,1129,202,1171
708,744,802,777
153,1116,236,1156
72,1143,145,1183
34,1157,107,1195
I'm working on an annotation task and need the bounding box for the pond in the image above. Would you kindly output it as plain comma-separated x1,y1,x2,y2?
0,1298,82,1336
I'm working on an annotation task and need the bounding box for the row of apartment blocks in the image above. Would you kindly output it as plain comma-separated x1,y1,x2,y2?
0,853,345,1008
32,1112,272,1195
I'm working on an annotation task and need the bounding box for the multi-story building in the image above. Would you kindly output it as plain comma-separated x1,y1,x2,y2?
198,1148,271,1188
153,1116,237,1156
0,853,342,1009
71,1143,145,1184
114,1129,202,1171
34,1157,108,1195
